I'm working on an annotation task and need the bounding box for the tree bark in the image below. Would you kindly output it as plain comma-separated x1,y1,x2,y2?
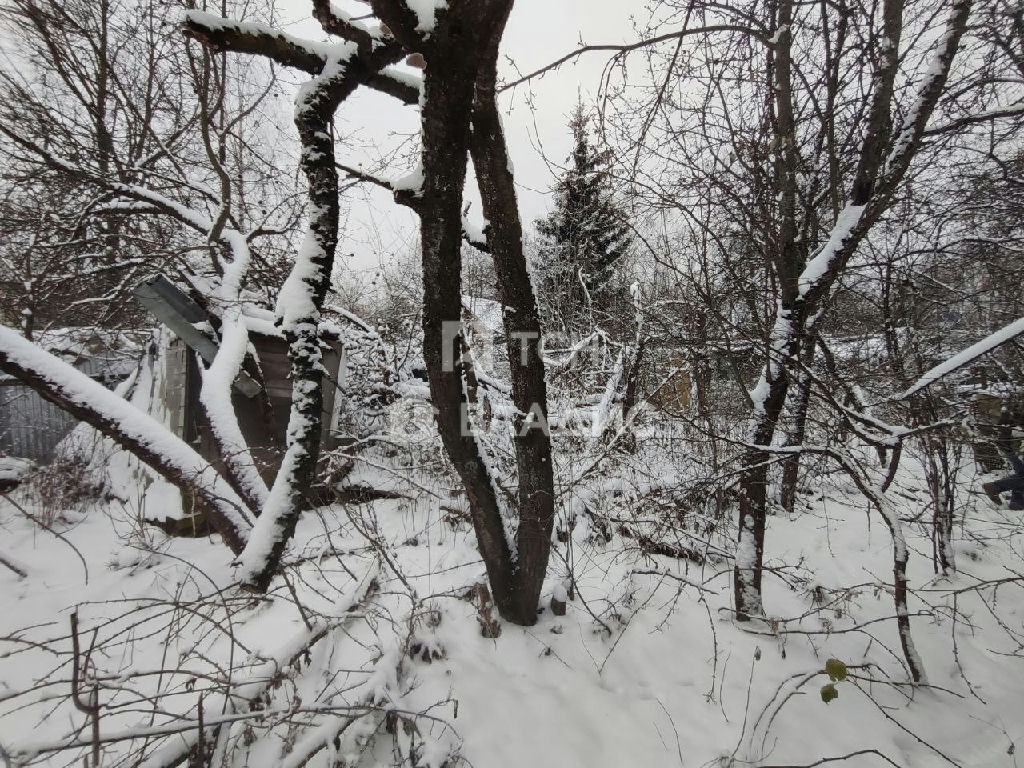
470,11,557,624
240,78,343,591
779,339,816,515
733,0,970,620
371,0,556,625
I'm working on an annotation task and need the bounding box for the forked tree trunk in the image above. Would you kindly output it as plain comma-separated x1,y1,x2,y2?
418,35,524,615
733,0,969,622
372,0,556,625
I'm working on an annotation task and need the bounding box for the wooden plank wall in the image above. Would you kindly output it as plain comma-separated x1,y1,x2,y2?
171,332,345,484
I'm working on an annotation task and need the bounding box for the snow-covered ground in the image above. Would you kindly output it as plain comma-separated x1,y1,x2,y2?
2,428,1023,768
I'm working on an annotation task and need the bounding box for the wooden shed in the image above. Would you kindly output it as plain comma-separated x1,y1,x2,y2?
159,322,347,485
134,275,392,490
643,350,693,414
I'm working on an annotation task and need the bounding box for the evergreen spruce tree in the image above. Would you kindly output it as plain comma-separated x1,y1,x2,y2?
534,104,632,336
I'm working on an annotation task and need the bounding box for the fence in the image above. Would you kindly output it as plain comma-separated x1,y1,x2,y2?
0,330,145,463
0,381,79,462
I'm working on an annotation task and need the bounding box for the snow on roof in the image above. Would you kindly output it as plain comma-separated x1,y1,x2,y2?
1,327,146,384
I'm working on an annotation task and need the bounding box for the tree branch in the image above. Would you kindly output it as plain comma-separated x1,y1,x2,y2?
0,327,253,553
182,11,328,74
499,25,769,92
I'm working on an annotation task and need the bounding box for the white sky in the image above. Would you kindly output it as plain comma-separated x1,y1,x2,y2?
276,0,642,276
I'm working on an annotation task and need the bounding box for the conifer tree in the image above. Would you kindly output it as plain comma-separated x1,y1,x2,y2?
534,104,632,335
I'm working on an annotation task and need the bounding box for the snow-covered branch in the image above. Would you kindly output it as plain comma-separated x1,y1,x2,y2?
337,161,491,251
0,326,253,552
181,10,418,105
198,232,271,513
181,10,343,74
902,315,1024,398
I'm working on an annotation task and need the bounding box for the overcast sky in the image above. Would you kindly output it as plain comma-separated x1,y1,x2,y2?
276,0,643,276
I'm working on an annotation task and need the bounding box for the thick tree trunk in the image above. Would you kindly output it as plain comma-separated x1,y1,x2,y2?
371,0,556,625
415,15,524,619
470,17,557,623
240,76,345,592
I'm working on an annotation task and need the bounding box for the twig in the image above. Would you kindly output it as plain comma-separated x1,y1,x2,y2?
498,25,769,92
3,493,89,583
70,613,101,768
760,749,905,767
0,550,28,579
631,568,719,593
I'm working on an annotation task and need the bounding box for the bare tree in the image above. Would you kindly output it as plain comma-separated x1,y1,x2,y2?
357,0,556,626
0,0,298,332
1,1,557,624
594,0,972,635
0,0,408,585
